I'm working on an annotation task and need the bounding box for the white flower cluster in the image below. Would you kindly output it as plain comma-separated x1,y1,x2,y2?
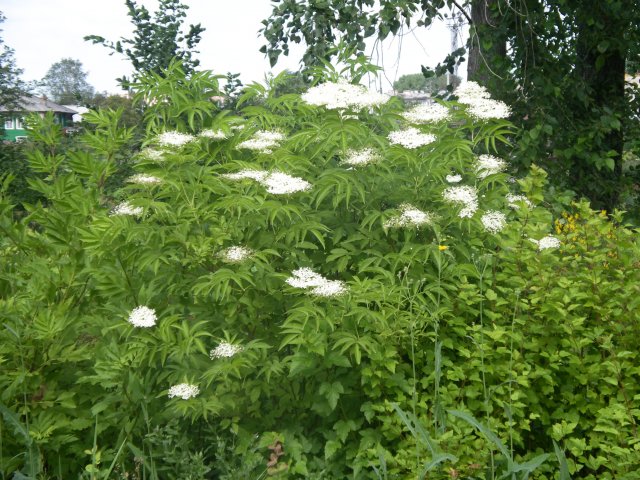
219,245,253,263
384,204,433,228
402,102,450,123
155,131,196,147
237,130,285,153
443,185,479,218
388,127,436,149
506,193,533,209
481,210,507,233
128,174,162,185
476,154,508,179
342,148,379,167
210,342,243,359
301,79,389,110
222,169,269,182
446,173,462,183
127,306,157,327
140,148,165,161
285,268,348,297
168,383,199,399
222,169,311,194
455,81,512,120
530,235,561,251
199,129,227,140
110,201,143,217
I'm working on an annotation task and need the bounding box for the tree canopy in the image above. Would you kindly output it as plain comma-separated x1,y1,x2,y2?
0,12,25,108
41,58,95,105
261,0,640,211
393,73,461,93
85,0,204,84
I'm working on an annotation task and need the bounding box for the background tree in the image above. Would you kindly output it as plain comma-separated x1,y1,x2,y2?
261,0,640,212
40,58,95,105
393,72,461,93
85,0,205,84
0,12,26,108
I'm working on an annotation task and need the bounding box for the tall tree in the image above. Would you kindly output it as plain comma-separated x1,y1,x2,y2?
41,58,95,105
0,11,25,108
261,0,640,211
85,0,205,84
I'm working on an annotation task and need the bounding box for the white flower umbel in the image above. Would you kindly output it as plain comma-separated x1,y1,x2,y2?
455,81,511,120
199,129,227,140
110,201,143,217
443,185,479,218
127,306,157,327
476,154,508,179
446,173,462,183
221,169,269,182
301,79,389,110
140,148,165,161
237,130,285,152
402,103,450,123
384,204,433,228
168,383,199,399
481,210,507,233
286,268,348,297
342,148,379,167
530,235,561,251
388,127,436,149
262,172,312,195
506,193,533,209
128,174,162,185
210,342,243,359
155,131,196,147
219,246,253,263
467,99,512,120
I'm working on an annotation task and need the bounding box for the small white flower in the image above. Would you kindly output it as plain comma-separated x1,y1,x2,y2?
402,103,450,123
237,130,285,152
127,306,157,327
476,154,508,179
199,129,227,140
262,172,311,194
219,246,253,263
506,193,533,209
455,81,491,101
481,210,507,233
446,173,462,183
139,148,165,161
530,235,561,250
286,268,347,297
342,148,379,167
155,131,196,147
384,204,433,228
168,383,199,399
128,174,162,185
455,82,511,119
388,127,436,149
110,201,143,217
221,169,269,182
302,79,389,110
210,342,243,359
443,185,479,218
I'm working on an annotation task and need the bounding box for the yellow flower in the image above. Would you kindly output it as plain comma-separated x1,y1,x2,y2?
438,245,448,251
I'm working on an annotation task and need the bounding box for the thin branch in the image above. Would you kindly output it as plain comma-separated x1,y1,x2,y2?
451,0,472,25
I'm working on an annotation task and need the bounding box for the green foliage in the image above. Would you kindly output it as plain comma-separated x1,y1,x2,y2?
84,0,205,84
0,11,26,109
1,61,640,480
40,58,95,105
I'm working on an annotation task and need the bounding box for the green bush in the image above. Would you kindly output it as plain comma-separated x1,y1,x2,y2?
1,63,639,479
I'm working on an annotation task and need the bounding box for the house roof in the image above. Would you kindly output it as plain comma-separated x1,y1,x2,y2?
0,96,77,114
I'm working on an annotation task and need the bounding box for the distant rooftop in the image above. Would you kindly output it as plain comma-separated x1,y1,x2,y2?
0,96,77,114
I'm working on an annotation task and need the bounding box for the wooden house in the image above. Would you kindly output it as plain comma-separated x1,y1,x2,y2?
1,96,77,142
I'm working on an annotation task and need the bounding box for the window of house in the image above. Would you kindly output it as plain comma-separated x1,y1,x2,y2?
4,118,13,130
14,117,23,129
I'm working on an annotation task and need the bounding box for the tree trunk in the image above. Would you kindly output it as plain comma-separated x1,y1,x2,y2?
467,0,506,85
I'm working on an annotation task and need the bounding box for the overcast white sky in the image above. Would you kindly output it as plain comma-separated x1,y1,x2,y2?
2,0,465,95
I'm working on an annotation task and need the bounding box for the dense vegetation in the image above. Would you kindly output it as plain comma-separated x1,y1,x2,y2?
1,60,639,479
